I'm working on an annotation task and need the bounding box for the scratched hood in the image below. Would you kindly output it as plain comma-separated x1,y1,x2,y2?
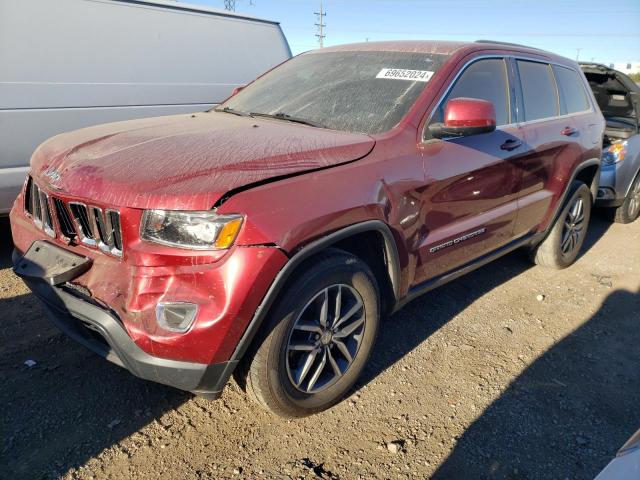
30,112,375,210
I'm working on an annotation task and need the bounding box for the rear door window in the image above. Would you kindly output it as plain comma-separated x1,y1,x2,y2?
431,58,511,126
553,66,591,114
517,60,559,121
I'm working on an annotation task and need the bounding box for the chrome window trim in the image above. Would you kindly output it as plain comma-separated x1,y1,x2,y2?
515,59,561,123
422,55,512,141
552,63,594,116
422,53,595,141
513,57,595,123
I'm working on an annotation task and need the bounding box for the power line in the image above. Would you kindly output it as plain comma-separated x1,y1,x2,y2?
314,1,326,48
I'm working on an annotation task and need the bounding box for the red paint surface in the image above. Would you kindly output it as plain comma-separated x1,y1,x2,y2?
10,41,605,365
444,98,496,128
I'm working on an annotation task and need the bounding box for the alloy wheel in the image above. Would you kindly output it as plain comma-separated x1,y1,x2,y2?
561,196,585,255
286,284,365,393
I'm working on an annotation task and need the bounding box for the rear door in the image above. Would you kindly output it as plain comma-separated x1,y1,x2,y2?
511,59,587,236
414,56,525,283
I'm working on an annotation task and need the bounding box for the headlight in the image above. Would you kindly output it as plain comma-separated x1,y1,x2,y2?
141,210,243,250
602,141,627,165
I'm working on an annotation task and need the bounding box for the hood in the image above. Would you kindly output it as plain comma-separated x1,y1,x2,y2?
30,112,375,210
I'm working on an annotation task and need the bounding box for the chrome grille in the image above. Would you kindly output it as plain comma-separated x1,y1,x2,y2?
24,177,123,257
24,177,54,238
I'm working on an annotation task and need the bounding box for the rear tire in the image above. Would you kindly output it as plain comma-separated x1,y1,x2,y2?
530,181,592,269
242,250,379,417
613,173,640,224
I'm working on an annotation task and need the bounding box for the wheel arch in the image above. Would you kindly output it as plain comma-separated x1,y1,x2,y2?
574,158,601,201
230,220,401,364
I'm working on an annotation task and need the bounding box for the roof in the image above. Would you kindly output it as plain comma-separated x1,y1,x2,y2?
317,40,469,56
111,0,281,25
309,40,566,62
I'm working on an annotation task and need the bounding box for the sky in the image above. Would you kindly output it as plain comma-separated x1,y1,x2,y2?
189,0,639,64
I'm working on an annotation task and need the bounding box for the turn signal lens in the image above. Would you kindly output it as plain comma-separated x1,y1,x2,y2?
214,218,244,249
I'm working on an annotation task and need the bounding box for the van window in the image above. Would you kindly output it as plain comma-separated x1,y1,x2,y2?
554,66,590,114
431,58,510,126
517,61,559,121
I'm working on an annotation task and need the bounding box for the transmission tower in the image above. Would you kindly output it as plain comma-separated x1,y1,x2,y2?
224,0,235,11
314,1,326,48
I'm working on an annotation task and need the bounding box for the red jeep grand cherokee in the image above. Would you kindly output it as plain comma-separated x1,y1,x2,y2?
10,40,604,417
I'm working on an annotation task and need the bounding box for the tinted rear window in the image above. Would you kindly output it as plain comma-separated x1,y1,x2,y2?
554,66,591,114
517,60,559,121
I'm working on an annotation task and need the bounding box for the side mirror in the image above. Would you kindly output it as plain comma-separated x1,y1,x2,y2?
428,97,496,139
231,86,245,96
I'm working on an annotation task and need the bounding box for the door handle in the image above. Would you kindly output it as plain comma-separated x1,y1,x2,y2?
561,126,577,136
500,139,522,151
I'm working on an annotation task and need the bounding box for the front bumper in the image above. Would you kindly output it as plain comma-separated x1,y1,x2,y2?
596,159,638,207
11,205,288,365
14,251,235,398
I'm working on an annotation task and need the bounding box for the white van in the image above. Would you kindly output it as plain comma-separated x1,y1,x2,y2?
0,0,291,213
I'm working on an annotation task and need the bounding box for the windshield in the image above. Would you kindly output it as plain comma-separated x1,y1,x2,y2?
220,51,449,135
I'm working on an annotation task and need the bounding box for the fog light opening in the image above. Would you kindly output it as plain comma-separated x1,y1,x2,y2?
597,188,615,200
156,302,198,333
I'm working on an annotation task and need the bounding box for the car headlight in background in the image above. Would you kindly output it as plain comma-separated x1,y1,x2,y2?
602,141,628,165
141,210,243,250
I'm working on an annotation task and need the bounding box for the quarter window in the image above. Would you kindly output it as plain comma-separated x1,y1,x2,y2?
517,60,559,121
431,58,510,127
553,66,590,114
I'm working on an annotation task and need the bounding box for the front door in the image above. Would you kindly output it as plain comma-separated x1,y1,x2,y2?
413,56,525,284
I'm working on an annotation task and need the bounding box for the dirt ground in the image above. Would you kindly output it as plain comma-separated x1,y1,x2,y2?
0,213,638,480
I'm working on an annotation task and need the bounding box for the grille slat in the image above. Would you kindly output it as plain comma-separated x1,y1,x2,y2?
69,203,95,243
109,211,123,252
23,177,123,257
39,191,55,237
24,177,33,215
31,182,42,226
53,198,76,240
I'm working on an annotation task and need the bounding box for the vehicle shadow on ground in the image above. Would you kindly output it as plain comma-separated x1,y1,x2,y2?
0,215,616,479
0,291,189,479
359,213,613,387
432,287,640,479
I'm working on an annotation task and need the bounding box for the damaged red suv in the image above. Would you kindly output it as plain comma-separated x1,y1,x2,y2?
11,41,604,417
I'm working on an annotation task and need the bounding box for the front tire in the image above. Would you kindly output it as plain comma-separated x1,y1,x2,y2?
530,181,592,269
243,250,379,417
613,173,640,224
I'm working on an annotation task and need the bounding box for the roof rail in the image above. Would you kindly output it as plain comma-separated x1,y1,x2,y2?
474,39,544,51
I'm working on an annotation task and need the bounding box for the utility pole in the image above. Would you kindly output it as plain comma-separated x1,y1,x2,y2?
315,1,326,48
575,48,582,61
224,0,235,11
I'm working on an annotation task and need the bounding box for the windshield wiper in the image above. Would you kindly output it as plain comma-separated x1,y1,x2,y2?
214,106,253,117
250,112,325,128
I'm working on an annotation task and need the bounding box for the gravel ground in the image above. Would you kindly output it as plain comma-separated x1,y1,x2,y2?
0,213,639,480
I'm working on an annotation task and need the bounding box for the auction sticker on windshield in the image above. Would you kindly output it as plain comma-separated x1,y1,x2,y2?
376,68,434,82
